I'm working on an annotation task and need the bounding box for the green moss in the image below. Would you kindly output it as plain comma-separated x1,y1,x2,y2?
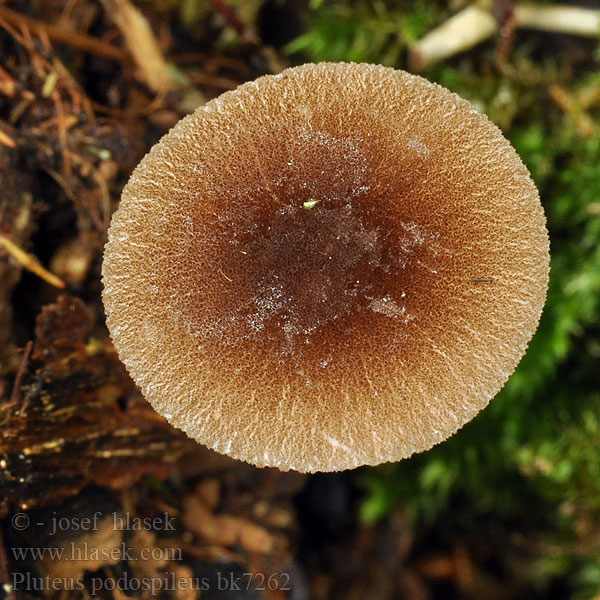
285,0,439,66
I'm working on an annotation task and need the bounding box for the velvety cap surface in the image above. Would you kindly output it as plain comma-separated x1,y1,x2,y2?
102,62,549,472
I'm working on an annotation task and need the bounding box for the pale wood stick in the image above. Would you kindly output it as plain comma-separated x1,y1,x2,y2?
410,2,600,70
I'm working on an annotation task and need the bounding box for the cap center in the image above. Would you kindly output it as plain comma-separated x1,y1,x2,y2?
243,200,384,338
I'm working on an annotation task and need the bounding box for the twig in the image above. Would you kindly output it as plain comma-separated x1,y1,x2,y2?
8,341,33,417
32,113,78,132
99,0,179,93
0,13,34,58
51,57,95,125
59,0,81,26
0,16,95,125
208,0,244,38
91,166,112,231
52,89,72,175
497,4,517,62
207,0,260,46
0,234,66,289
409,4,497,71
516,4,600,37
0,6,129,64
44,165,105,232
410,2,600,70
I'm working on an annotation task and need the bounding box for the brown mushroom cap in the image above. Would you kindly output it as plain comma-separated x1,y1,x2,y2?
102,62,549,473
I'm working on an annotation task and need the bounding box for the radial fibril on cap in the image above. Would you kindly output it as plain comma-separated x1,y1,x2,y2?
102,62,550,473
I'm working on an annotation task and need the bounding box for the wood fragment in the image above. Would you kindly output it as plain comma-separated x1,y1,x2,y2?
0,234,67,289
0,295,196,515
409,4,497,71
516,4,600,37
410,2,600,70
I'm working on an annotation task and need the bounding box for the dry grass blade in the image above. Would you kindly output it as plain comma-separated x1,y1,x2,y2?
0,234,66,289
99,0,178,93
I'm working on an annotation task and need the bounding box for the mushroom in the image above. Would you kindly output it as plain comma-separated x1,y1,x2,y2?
102,62,549,473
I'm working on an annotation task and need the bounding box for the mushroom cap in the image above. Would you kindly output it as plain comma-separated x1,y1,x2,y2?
102,62,549,473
